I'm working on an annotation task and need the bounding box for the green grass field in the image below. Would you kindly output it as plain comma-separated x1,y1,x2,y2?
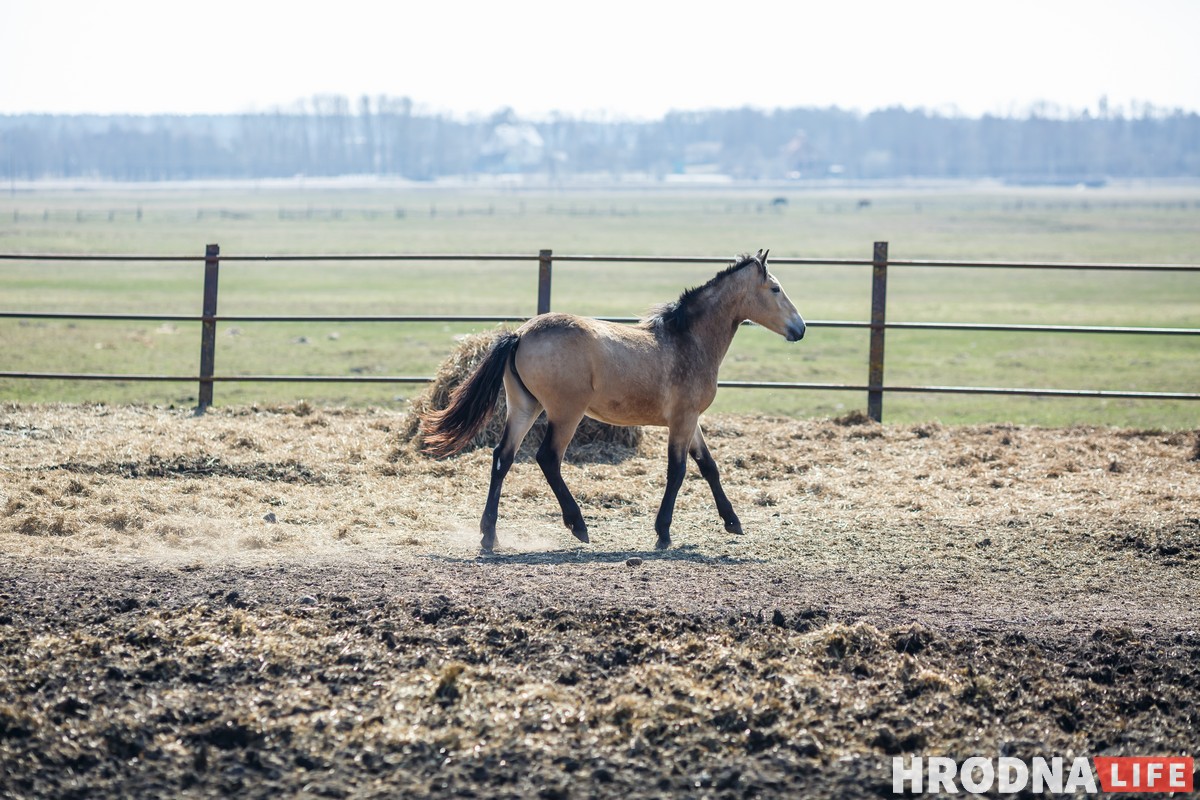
2,181,1198,428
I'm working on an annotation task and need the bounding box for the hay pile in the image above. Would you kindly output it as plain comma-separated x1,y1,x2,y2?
400,330,642,459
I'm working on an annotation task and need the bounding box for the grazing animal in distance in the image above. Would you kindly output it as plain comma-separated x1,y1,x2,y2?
420,249,807,553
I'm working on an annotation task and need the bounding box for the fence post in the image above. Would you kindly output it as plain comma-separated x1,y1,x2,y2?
196,243,220,414
867,241,888,422
537,249,552,315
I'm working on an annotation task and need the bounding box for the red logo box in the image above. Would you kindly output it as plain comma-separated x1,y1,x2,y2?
1094,757,1194,793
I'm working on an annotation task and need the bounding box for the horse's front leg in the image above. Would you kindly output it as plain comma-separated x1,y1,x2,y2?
690,426,742,535
654,419,698,550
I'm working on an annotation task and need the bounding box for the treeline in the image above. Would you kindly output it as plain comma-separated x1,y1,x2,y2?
2,97,1198,182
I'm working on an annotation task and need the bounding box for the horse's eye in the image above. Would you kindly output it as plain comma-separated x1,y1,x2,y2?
770,286,781,294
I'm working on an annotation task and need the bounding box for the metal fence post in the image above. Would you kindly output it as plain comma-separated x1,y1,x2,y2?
196,243,220,414
537,249,552,315
867,241,888,422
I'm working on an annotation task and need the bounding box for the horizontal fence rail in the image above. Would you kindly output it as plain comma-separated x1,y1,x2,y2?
2,245,1199,420
3,312,1198,338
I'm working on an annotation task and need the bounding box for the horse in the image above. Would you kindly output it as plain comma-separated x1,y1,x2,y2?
420,249,806,553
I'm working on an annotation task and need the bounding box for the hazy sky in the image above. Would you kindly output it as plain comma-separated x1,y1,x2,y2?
2,0,1197,119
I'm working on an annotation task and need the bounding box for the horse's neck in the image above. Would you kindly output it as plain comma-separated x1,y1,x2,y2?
688,299,744,369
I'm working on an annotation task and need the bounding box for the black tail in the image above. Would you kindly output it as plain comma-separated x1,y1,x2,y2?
420,332,520,458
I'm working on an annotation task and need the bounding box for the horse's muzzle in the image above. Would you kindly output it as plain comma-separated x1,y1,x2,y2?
786,321,806,342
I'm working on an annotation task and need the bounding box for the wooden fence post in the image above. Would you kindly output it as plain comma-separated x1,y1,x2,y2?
196,243,220,414
537,249,552,315
867,241,888,422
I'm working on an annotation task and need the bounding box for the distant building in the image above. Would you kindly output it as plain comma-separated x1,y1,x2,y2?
479,121,545,172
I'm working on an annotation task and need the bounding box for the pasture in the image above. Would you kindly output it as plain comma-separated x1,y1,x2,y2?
2,181,1200,427
1,404,1198,797
1,183,1199,796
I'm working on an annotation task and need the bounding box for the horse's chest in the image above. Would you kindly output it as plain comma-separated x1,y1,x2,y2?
671,358,719,394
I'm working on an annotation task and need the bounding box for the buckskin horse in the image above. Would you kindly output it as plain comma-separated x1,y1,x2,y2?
421,249,806,553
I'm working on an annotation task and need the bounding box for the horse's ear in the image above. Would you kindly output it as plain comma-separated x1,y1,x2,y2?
757,248,770,273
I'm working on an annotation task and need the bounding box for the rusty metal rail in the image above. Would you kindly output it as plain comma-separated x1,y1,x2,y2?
2,244,1199,420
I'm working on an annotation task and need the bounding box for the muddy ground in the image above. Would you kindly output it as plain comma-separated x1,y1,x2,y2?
1,404,1198,798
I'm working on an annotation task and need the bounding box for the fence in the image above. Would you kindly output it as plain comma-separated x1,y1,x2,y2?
2,243,1199,421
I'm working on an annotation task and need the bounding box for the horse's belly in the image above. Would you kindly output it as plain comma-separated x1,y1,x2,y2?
586,394,667,427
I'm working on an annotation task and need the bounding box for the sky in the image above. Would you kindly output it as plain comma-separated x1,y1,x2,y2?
2,0,1198,120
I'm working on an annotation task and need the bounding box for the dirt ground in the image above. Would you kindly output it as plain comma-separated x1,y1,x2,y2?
1,403,1198,798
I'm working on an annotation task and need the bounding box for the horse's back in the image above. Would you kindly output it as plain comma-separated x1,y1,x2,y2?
516,313,657,360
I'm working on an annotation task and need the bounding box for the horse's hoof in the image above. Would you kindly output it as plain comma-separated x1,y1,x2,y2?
480,536,496,554
567,519,589,543
565,515,589,543
725,520,744,535
655,536,671,550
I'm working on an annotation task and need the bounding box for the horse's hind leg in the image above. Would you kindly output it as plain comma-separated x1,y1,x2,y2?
480,372,542,553
535,409,589,543
690,426,742,535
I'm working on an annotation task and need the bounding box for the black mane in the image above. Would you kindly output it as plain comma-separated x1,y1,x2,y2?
643,253,764,334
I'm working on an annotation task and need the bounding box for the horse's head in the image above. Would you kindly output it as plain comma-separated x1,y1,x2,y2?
742,249,806,342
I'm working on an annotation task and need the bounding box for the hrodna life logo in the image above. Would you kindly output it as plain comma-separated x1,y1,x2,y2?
892,755,1195,794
